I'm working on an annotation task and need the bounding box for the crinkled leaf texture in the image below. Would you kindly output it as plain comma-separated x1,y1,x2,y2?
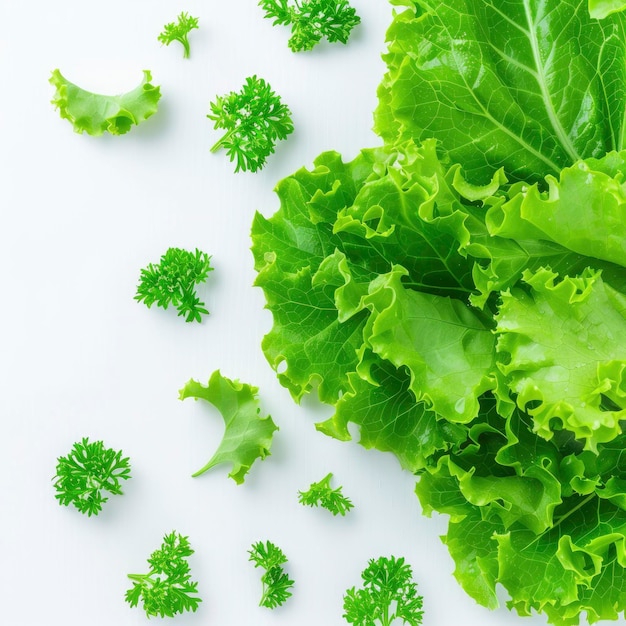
179,370,278,484
375,1,626,183
49,69,161,136
252,137,626,624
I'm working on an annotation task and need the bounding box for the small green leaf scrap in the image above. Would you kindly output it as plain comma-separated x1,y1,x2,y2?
248,540,294,608
126,531,202,618
298,472,354,515
52,437,131,516
158,11,199,58
135,247,213,323
343,556,423,625
50,69,161,136
208,75,294,173
259,0,361,51
179,370,279,484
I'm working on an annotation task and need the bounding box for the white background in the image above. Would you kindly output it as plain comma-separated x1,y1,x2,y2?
0,1,604,624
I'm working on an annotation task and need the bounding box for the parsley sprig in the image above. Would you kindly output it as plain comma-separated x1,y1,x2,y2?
135,247,213,323
208,75,294,173
343,556,423,626
158,12,199,58
126,531,202,618
52,437,131,516
248,540,295,608
259,0,361,52
298,472,354,515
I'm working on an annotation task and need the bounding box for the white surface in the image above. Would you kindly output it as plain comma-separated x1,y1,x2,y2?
0,1,595,625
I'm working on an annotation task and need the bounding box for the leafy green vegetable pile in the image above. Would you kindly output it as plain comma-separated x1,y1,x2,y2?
252,1,626,623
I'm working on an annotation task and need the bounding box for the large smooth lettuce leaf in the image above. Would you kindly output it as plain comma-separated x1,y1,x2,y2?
376,0,626,182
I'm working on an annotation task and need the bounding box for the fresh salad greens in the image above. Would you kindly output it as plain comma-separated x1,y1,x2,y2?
52,437,131,516
125,531,201,618
375,1,626,184
158,11,199,58
298,472,354,516
49,69,161,136
251,1,626,623
248,540,294,608
135,247,213,323
259,0,361,51
208,75,293,172
179,370,279,484
343,556,423,625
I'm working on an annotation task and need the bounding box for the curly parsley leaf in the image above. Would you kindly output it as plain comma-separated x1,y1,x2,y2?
343,556,423,625
49,69,161,136
248,540,294,608
208,75,293,172
158,12,199,58
126,531,201,618
52,437,131,516
259,0,361,51
135,247,213,323
179,370,279,484
298,472,354,515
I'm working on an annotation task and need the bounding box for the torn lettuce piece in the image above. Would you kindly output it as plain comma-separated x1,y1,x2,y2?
179,370,278,484
49,69,161,136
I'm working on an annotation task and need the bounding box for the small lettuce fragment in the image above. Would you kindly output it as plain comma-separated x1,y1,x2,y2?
589,0,626,18
49,69,161,136
179,371,278,484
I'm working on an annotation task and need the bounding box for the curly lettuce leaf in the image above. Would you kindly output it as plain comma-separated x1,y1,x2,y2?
179,371,278,484
50,69,161,136
317,349,468,472
252,144,478,404
358,266,499,423
417,403,626,624
496,267,626,450
486,153,626,268
376,0,626,182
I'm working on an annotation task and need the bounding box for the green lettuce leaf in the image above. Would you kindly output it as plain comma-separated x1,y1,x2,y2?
589,0,626,18
486,153,626,268
50,69,161,136
179,370,278,484
317,349,468,472
375,0,626,183
496,267,626,450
